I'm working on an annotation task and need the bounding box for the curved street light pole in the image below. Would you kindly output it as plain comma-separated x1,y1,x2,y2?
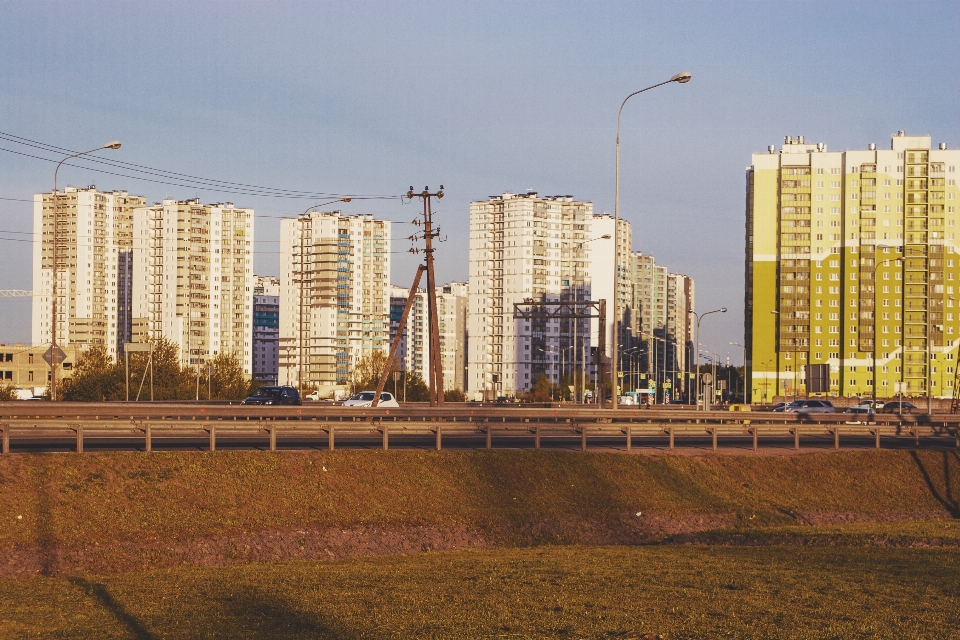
296,197,352,395
612,72,691,409
50,141,121,401
692,307,726,410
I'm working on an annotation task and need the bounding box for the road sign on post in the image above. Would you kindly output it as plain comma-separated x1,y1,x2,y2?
42,346,67,366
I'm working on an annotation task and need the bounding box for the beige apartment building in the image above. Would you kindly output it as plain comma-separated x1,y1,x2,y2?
32,186,146,359
279,211,390,395
131,199,254,375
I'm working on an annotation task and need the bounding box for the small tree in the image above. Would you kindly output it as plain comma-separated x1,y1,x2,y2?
204,352,249,401
444,388,466,403
65,345,122,401
125,337,194,400
530,373,553,402
0,384,15,402
352,351,399,392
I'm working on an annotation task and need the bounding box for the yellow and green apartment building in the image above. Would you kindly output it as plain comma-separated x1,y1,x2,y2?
746,133,960,402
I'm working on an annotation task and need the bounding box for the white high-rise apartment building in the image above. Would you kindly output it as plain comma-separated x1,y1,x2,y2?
279,212,390,394
586,214,632,366
132,199,254,374
32,187,146,358
469,191,605,399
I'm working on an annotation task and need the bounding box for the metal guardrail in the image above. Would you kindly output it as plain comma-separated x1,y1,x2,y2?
0,404,957,454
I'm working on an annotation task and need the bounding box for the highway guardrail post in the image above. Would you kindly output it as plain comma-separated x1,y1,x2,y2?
328,425,335,451
875,427,881,450
209,425,216,452
834,427,840,450
669,426,674,450
1,424,8,454
73,423,83,454
752,427,758,452
581,426,586,452
794,427,800,450
486,425,492,450
711,427,717,451
535,426,540,451
270,424,277,452
436,425,441,451
382,424,388,451
626,425,632,452
145,423,152,453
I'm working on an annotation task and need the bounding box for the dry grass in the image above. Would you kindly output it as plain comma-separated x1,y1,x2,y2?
1,449,960,552
1,543,959,639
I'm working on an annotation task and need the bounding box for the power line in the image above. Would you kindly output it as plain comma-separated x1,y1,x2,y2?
0,131,403,202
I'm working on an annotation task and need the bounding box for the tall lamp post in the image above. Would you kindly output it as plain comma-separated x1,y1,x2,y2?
50,140,122,401
612,71,691,408
690,307,726,410
296,197,352,395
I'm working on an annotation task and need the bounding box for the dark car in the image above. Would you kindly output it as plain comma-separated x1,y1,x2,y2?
241,386,302,406
878,401,918,414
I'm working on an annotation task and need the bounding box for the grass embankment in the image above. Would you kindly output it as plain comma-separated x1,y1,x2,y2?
2,449,960,562
2,545,959,638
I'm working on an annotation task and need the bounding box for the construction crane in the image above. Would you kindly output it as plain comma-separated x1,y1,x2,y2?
0,291,33,297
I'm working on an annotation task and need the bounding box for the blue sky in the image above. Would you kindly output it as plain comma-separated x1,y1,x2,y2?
1,1,958,361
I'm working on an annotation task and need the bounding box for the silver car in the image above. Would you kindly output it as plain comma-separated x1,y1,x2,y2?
343,391,400,408
783,399,836,414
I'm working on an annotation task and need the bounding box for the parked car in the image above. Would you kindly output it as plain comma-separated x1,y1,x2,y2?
241,386,302,406
783,399,836,414
343,391,400,408
846,400,883,414
878,401,919,414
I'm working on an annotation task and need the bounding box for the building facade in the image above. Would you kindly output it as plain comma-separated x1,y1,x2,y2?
32,187,146,359
746,132,960,402
388,281,468,393
279,212,390,396
252,275,280,385
468,191,608,399
131,199,254,374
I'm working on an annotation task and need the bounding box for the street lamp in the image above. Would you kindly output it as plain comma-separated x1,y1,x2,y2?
573,234,611,404
612,72,691,409
50,140,122,401
296,197,352,395
690,307,726,410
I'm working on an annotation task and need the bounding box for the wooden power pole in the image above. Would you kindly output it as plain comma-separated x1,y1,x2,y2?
373,186,445,407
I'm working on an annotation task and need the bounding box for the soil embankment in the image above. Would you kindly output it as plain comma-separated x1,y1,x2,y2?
1,449,959,576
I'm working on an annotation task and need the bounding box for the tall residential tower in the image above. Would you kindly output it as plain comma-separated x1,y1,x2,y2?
746,133,960,402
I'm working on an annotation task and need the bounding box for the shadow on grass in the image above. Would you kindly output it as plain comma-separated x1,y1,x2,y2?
218,585,366,639
68,577,158,640
909,451,960,518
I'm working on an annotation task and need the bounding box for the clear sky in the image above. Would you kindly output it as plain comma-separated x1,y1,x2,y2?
1,1,957,362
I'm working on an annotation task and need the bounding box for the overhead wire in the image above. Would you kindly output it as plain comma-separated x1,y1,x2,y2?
0,131,403,202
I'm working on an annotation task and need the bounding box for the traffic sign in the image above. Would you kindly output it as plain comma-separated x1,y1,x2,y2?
663,381,672,389
617,371,624,378
42,345,66,366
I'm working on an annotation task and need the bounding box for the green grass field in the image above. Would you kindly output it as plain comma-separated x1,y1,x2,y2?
2,543,958,639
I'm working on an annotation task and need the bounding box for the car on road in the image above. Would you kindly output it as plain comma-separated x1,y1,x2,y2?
878,401,919,414
343,391,400,408
782,399,836,414
771,402,787,412
846,400,883,414
241,386,302,406
304,391,320,402
618,395,639,406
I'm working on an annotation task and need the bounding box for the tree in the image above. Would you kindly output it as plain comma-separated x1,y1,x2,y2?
203,352,249,401
444,388,466,403
65,345,122,401
125,337,194,400
530,373,554,402
0,384,15,402
352,351,399,392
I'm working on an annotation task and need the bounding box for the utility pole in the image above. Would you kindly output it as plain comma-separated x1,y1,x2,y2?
373,186,446,407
